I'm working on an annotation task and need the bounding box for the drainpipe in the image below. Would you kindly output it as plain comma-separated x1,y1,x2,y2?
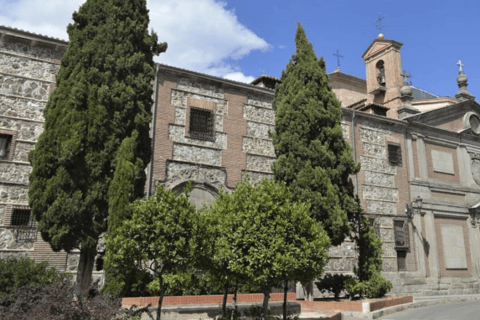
351,111,358,194
147,64,160,197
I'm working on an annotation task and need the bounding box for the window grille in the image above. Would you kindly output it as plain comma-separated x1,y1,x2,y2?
397,250,407,271
388,144,402,166
10,206,37,242
0,134,12,159
394,220,409,249
189,107,214,141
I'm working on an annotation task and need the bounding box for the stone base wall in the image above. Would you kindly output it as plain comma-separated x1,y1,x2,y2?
383,272,480,296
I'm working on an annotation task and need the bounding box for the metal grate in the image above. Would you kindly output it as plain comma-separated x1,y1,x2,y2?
0,134,12,159
189,107,214,141
394,220,409,249
388,144,402,166
10,206,37,242
397,250,407,271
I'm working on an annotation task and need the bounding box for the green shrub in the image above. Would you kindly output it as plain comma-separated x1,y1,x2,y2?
344,273,392,299
0,257,61,300
315,274,353,299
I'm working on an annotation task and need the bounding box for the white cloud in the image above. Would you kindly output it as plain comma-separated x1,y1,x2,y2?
278,45,286,49
0,0,267,80
223,72,255,84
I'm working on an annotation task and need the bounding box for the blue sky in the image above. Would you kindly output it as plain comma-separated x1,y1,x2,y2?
1,0,478,98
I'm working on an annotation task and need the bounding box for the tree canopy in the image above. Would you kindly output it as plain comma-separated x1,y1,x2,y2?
28,0,166,292
271,23,360,246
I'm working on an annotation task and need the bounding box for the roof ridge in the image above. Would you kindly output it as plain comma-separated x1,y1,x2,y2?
0,25,68,44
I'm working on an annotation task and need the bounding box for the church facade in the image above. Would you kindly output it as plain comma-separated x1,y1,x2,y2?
1,24,480,296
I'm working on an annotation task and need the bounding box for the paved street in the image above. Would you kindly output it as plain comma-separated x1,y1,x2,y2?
379,300,480,320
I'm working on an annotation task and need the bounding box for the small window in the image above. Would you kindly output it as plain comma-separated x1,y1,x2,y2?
189,107,214,141
397,250,407,271
388,144,402,166
0,134,12,160
10,206,37,242
376,60,386,86
394,219,409,249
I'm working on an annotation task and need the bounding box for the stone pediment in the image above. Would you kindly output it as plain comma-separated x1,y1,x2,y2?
406,99,480,133
362,39,403,60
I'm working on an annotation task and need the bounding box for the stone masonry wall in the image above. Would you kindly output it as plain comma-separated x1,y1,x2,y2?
0,30,69,271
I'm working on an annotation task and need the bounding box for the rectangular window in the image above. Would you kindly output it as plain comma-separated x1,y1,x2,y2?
388,144,402,166
397,250,407,271
394,219,409,249
189,107,214,141
10,206,37,242
0,134,12,160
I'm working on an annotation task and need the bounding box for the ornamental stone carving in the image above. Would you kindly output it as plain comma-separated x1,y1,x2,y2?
164,162,228,192
470,153,480,186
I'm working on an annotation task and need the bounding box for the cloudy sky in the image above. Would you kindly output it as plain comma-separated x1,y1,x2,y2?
1,0,479,97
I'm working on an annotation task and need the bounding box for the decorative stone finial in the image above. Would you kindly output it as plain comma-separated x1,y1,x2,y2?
378,33,385,40
397,70,420,119
455,61,475,102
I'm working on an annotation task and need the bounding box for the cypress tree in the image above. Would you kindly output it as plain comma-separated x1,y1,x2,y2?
28,0,167,294
271,23,360,246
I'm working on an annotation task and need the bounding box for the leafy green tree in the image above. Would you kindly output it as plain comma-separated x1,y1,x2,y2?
28,0,167,294
103,131,148,296
271,22,360,246
206,179,330,320
106,183,198,320
0,257,61,300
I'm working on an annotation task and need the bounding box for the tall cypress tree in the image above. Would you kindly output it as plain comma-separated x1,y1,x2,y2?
271,23,360,246
28,0,167,293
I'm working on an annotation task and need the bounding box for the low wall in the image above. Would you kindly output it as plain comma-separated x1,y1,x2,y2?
297,295,413,313
123,292,297,307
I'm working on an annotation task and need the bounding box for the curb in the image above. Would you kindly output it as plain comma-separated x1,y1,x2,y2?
341,295,480,319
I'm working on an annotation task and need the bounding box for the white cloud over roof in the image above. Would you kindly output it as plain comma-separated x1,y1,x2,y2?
0,0,269,83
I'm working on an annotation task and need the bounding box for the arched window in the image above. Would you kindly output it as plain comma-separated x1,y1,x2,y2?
376,60,386,86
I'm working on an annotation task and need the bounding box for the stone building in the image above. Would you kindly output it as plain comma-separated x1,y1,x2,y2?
1,24,480,296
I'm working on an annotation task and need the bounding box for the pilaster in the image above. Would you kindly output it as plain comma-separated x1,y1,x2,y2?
424,211,439,278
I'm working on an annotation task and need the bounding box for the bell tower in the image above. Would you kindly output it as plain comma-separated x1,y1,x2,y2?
362,34,404,119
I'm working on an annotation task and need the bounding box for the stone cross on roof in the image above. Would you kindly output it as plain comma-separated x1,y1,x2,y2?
457,60,464,72
400,70,411,83
375,12,386,32
333,50,343,68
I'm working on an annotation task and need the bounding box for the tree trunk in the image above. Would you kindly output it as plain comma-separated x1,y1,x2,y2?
283,282,288,320
156,272,165,320
262,287,271,320
76,246,97,297
222,281,230,317
231,286,238,320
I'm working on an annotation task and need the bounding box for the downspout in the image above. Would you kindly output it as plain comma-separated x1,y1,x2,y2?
147,64,160,197
351,111,358,194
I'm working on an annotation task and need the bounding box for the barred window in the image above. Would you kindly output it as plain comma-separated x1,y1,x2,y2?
394,220,409,249
388,144,402,166
189,107,214,141
10,206,37,242
0,134,12,160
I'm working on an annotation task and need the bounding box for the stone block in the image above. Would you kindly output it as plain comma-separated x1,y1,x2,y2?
246,154,274,173
0,185,28,202
364,170,395,187
341,123,349,139
177,78,224,98
360,156,396,174
359,127,385,145
363,143,386,159
13,142,34,162
242,137,275,157
246,121,274,140
174,107,186,125
0,162,32,184
363,185,399,202
0,95,46,121
247,94,273,109
0,118,43,141
431,149,455,174
0,53,59,81
242,171,273,183
172,144,222,166
243,105,275,125
0,74,49,100
168,125,227,149
164,162,227,191
2,41,59,60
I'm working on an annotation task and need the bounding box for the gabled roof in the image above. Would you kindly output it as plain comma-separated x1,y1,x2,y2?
361,38,403,59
